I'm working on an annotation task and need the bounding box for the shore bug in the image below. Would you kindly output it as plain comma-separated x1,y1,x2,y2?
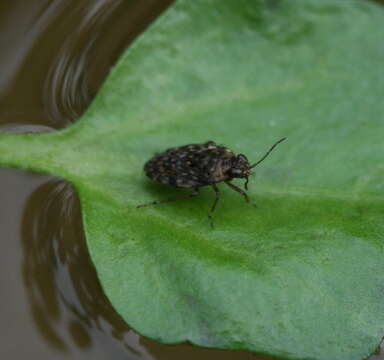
138,137,286,226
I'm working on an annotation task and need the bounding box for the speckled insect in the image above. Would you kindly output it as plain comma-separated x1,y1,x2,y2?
138,138,286,226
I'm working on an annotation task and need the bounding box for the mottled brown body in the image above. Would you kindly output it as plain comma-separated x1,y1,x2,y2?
139,138,286,226
144,141,237,188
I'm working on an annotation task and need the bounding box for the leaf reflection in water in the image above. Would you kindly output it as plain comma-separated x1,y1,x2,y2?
21,179,145,358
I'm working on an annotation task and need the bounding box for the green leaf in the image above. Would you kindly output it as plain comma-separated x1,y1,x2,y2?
1,0,384,359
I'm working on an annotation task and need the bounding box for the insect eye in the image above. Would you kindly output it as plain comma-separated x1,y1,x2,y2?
237,154,248,163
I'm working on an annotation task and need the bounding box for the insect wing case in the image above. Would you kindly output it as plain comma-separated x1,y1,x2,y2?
144,142,236,188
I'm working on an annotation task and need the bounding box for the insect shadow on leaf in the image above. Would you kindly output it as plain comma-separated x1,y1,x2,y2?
138,137,286,227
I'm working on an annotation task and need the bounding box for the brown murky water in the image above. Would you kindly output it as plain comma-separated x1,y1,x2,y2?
0,1,382,360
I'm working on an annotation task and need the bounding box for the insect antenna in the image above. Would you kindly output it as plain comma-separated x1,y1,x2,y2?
250,137,287,169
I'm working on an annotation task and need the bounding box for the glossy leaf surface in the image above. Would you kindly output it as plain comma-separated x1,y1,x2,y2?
0,1,384,359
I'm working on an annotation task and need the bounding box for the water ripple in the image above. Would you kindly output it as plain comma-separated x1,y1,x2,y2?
43,1,123,126
22,179,148,359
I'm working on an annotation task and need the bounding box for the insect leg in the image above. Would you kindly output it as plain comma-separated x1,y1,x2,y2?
208,183,220,228
225,181,254,205
137,188,199,208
